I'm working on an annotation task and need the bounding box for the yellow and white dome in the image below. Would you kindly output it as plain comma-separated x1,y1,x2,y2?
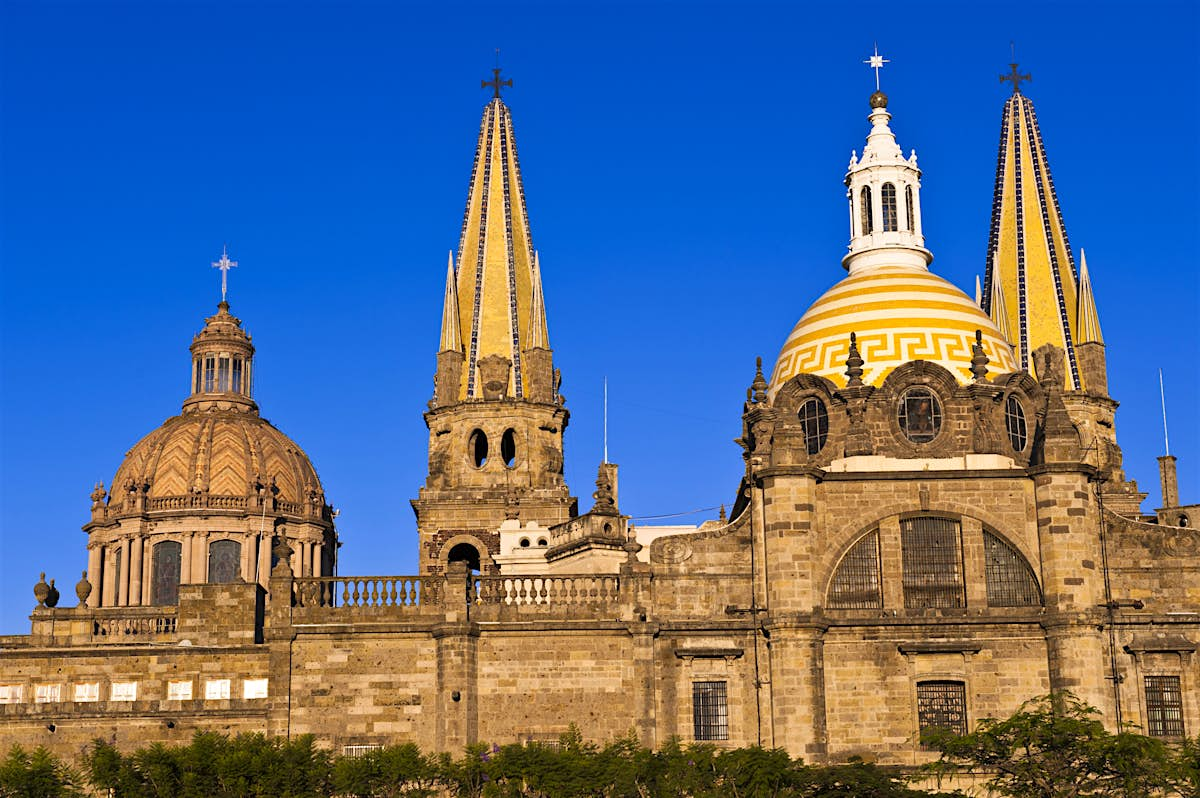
770,264,1017,391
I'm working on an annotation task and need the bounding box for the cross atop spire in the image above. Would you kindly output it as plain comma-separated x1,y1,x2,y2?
212,246,237,303
864,44,889,91
482,66,512,99
1000,62,1032,94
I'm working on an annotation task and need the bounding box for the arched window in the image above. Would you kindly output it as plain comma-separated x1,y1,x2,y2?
905,185,915,232
447,542,481,573
1004,395,1028,452
983,531,1041,607
898,388,942,444
828,530,882,609
798,398,829,455
501,429,517,468
217,356,230,391
207,539,242,584
151,540,182,605
469,430,488,468
859,186,873,234
203,356,216,392
901,516,964,609
881,183,898,232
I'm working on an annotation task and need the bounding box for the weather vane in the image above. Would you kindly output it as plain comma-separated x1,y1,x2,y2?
212,246,237,303
482,49,512,99
864,44,889,91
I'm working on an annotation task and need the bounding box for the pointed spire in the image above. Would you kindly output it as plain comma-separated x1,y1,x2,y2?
975,274,983,306
528,251,549,349
988,264,1013,345
439,252,463,353
982,76,1082,389
1076,249,1103,345
450,81,545,400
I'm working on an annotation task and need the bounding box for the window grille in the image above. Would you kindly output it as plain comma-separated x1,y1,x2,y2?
693,681,729,741
1145,675,1185,738
208,539,242,584
901,517,965,608
917,681,967,736
983,531,1041,607
342,744,383,758
74,682,100,703
1005,395,1028,452
905,185,915,231
35,684,61,704
898,388,942,443
828,530,882,609
881,183,898,232
798,398,830,455
152,540,182,606
860,186,873,234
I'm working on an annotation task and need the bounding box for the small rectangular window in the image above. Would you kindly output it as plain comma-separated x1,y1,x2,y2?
205,679,231,700
1145,675,1185,738
35,684,60,704
204,357,216,392
232,358,243,393
917,681,967,737
692,681,729,741
342,744,383,758
243,678,268,699
110,681,137,702
0,685,22,704
167,680,193,701
218,357,230,391
73,683,100,703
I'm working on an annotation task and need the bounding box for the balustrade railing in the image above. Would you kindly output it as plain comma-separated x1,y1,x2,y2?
91,611,178,640
472,575,620,606
292,576,436,609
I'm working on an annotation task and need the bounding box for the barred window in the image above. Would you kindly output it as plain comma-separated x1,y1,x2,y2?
905,185,915,232
798,398,830,455
828,530,882,609
151,540,181,606
1145,676,1185,738
693,681,728,741
232,358,244,393
902,517,965,609
898,388,942,444
204,356,216,392
860,186,873,234
208,539,241,584
983,531,1041,607
1005,395,1028,452
917,681,967,736
881,183,898,232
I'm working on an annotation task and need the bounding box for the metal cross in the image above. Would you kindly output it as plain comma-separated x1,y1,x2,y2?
864,44,889,91
482,67,512,99
1000,62,1032,94
212,246,237,302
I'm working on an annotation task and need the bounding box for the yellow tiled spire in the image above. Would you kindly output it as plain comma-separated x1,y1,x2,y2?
439,251,462,354
528,250,549,350
982,65,1084,390
452,94,544,399
1076,249,1103,345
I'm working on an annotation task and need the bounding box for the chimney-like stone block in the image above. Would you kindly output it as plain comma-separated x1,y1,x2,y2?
1159,455,1180,509
1077,342,1108,396
436,350,464,407
522,348,554,403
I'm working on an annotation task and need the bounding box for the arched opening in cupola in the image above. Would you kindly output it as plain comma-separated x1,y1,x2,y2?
447,542,482,573
881,183,898,232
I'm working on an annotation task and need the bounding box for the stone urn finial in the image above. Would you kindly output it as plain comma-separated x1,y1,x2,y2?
76,571,93,605
34,573,50,607
44,579,60,608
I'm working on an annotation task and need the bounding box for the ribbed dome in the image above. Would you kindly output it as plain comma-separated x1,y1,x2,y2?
107,410,326,519
770,265,1018,392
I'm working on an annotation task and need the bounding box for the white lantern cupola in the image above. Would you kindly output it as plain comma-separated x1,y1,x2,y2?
843,89,932,274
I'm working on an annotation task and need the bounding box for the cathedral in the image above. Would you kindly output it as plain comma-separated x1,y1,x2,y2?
1,60,1197,765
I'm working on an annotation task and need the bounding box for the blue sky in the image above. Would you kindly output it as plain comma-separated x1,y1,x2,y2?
1,0,1197,632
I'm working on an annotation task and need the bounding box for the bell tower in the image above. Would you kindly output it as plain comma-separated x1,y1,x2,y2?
412,74,576,575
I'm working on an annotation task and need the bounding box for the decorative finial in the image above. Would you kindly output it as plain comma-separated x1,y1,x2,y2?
1000,62,1032,94
482,59,512,100
864,43,889,92
90,482,107,506
75,571,93,605
592,462,617,514
845,333,864,387
751,357,768,403
34,572,50,607
212,246,238,303
970,329,990,382
718,504,727,522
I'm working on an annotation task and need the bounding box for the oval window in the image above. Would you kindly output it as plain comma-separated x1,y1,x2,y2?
798,397,829,455
519,538,530,548
469,429,488,468
1004,395,1028,452
898,387,942,443
501,429,517,468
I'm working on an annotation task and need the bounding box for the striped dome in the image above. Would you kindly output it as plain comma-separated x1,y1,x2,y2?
770,265,1018,392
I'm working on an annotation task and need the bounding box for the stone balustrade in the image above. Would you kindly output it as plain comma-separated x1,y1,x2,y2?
292,576,437,609
472,575,621,606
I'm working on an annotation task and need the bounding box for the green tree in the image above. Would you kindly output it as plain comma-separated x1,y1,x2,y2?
921,691,1173,798
0,745,84,798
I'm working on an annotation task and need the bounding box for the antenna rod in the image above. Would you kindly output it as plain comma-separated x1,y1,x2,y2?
603,377,608,464
1159,369,1170,456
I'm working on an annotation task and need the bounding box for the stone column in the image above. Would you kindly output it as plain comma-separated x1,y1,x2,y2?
129,537,144,606
102,545,117,606
266,539,295,739
766,622,828,761
180,534,192,587
257,534,271,588
434,562,478,752
299,541,308,578
118,538,131,605
1159,455,1180,509
314,542,324,577
87,545,102,608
